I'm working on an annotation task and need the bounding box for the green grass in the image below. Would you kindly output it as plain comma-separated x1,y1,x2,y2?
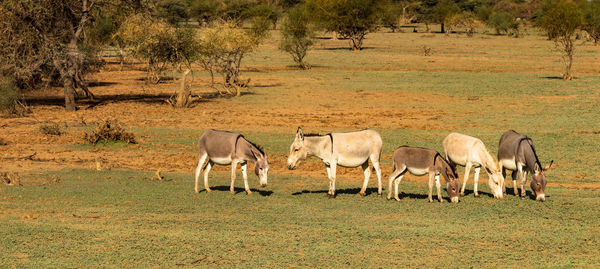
1,168,599,267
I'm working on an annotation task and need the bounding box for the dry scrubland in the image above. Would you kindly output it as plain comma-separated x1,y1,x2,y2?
1,28,600,267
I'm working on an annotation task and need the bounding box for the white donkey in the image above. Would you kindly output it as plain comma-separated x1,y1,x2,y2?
443,132,504,199
194,129,269,195
286,128,383,198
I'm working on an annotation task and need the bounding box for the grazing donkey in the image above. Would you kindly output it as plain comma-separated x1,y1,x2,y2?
443,132,504,199
498,130,553,201
286,128,383,198
194,129,269,195
387,146,460,203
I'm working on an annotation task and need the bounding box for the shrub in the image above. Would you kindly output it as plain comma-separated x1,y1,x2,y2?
84,120,136,144
0,77,27,117
115,15,199,84
198,20,265,96
306,0,386,50
280,4,315,69
582,0,600,44
39,123,63,136
487,11,521,36
536,0,583,80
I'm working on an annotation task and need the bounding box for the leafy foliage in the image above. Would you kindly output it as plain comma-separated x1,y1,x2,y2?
280,4,315,69
115,14,199,83
581,0,600,44
536,0,583,80
197,20,265,96
487,10,521,36
306,0,386,50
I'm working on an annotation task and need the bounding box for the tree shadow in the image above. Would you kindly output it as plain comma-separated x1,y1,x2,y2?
197,186,273,196
292,187,380,196
87,81,119,87
24,91,224,109
315,46,377,51
541,76,566,80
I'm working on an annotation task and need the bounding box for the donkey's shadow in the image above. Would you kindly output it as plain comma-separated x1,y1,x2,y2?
198,186,273,196
292,187,380,196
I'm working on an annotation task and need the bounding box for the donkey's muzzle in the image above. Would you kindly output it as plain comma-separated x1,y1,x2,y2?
536,193,546,202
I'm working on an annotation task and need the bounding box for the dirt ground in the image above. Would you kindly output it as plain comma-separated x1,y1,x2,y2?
1,31,599,191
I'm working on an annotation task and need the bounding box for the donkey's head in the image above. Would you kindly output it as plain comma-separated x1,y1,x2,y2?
287,127,309,170
254,154,269,187
440,158,460,203
531,160,553,201
488,169,504,199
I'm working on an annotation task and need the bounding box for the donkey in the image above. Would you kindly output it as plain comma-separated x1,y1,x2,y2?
194,129,269,195
498,130,553,201
388,146,460,203
443,132,504,199
286,128,383,198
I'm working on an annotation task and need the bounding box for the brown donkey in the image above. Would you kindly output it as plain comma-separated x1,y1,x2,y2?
194,130,269,195
498,130,552,201
387,146,460,203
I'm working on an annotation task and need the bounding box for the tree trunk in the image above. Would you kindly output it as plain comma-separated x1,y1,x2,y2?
63,76,77,111
441,23,445,34
174,69,191,108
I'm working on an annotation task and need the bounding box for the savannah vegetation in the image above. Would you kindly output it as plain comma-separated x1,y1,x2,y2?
1,0,600,267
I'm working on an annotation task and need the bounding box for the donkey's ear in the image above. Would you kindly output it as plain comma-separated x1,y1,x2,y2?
296,127,304,141
543,160,554,171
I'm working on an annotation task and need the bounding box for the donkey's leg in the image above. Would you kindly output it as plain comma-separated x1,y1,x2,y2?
520,171,528,199
230,160,238,194
358,161,371,197
428,172,435,203
511,170,519,196
372,161,383,196
329,162,337,198
203,161,214,192
241,162,251,195
460,162,472,196
194,152,208,193
387,166,403,200
393,174,405,201
499,162,507,195
435,173,443,202
326,164,332,196
473,167,481,197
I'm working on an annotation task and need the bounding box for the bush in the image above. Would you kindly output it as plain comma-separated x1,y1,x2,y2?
582,0,600,44
487,11,521,36
198,20,266,96
536,0,583,80
306,0,386,50
39,123,63,136
280,4,315,69
84,120,136,144
0,77,27,116
115,14,199,84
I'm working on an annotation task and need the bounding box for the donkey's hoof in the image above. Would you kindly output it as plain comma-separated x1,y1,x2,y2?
474,193,480,197
356,192,365,197
377,193,382,197
520,196,526,200
246,191,252,195
394,197,401,202
428,199,434,203
205,188,212,193
459,193,465,197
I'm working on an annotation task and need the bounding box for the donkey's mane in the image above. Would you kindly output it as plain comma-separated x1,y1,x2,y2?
517,136,542,171
303,133,328,137
240,135,265,155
